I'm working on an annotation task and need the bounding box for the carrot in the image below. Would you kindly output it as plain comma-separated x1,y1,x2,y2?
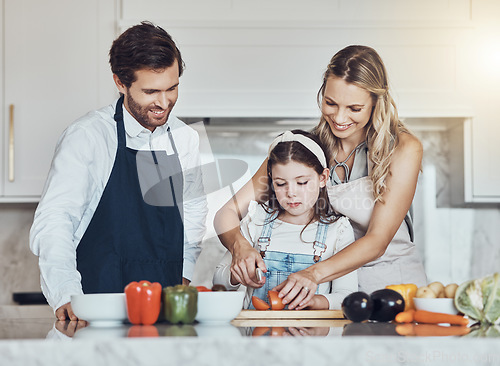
395,309,415,323
395,323,415,336
396,323,471,337
413,324,470,337
413,310,469,326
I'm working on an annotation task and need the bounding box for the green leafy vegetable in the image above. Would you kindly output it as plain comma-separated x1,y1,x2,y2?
455,273,500,325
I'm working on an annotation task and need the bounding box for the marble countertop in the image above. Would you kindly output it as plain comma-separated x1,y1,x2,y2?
0,306,499,366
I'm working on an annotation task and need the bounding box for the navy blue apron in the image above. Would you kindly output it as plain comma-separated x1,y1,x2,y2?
76,96,184,293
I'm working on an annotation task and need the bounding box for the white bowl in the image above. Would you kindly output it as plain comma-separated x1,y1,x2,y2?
195,291,245,323
414,297,458,315
71,293,127,327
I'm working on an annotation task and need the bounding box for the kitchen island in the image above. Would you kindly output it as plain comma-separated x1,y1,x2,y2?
0,306,498,366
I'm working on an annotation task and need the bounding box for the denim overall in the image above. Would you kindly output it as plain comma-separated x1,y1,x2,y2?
249,211,329,309
76,96,184,293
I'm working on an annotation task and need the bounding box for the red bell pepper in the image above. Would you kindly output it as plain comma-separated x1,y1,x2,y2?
124,280,162,325
127,325,160,338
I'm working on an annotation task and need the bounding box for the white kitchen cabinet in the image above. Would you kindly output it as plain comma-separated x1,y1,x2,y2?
2,0,499,202
0,0,117,201
118,0,500,203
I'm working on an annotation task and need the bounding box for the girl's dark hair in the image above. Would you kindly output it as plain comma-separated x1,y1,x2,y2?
109,21,185,88
264,130,340,235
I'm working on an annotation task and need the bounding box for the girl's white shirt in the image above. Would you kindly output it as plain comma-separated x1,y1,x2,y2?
213,201,358,310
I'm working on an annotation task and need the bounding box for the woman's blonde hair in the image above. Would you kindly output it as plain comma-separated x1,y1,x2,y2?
313,45,413,203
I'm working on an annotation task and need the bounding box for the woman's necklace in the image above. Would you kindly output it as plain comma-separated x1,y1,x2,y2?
333,142,365,183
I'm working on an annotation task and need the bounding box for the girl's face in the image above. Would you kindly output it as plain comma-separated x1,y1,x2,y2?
321,76,374,144
271,161,329,225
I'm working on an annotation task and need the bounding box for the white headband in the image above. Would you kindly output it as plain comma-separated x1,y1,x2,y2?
268,131,327,169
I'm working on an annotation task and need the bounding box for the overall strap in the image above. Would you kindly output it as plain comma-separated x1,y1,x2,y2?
113,95,126,149
313,221,329,262
257,210,278,258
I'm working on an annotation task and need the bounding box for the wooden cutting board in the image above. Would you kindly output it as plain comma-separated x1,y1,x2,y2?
231,318,350,328
234,309,344,320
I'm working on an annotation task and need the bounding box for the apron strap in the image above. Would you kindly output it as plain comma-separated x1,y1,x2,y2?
113,96,126,149
165,126,181,207
166,126,179,155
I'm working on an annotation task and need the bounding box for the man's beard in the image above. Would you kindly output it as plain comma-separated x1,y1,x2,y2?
125,93,170,130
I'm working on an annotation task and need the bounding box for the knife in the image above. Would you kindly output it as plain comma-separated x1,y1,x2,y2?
256,268,263,282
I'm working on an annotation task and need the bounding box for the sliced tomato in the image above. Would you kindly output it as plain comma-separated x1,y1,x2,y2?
270,327,286,337
252,327,271,337
268,290,285,310
252,296,270,310
195,286,212,292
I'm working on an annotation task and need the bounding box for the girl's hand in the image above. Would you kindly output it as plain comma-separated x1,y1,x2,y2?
230,238,266,288
301,295,329,310
273,269,318,309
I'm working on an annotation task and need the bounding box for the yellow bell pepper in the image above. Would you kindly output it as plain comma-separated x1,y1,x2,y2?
386,283,418,311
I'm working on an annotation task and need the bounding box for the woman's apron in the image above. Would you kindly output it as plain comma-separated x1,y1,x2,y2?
249,211,329,309
76,96,184,293
328,143,427,293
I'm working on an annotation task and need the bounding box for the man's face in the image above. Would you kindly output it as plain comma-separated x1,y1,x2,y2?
114,60,179,131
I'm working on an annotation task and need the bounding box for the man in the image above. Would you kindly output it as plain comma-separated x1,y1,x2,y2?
30,22,207,321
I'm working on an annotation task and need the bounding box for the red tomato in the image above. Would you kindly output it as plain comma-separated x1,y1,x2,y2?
270,327,286,337
252,327,271,337
268,290,285,310
252,296,270,310
195,286,212,292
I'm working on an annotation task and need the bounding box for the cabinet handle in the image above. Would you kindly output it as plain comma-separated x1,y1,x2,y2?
8,104,15,182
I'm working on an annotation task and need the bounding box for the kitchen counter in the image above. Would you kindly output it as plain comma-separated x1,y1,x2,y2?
0,306,499,366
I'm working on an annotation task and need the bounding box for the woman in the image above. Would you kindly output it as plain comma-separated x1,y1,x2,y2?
214,45,427,310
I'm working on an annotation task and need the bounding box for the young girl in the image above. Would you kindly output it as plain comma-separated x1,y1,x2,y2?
213,130,357,310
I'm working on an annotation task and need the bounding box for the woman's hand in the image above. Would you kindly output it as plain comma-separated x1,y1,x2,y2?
230,237,266,288
273,269,319,310
285,326,330,337
214,159,270,289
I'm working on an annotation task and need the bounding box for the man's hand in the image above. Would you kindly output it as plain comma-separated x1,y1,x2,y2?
55,302,79,321
182,277,190,286
230,239,266,288
54,319,88,337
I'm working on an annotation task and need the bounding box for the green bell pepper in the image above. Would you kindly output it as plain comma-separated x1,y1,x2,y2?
163,285,198,324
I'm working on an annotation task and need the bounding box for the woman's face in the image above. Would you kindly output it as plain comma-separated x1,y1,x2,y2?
321,76,374,144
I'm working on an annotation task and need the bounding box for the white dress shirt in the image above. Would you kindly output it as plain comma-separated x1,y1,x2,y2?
30,100,208,311
213,201,357,310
